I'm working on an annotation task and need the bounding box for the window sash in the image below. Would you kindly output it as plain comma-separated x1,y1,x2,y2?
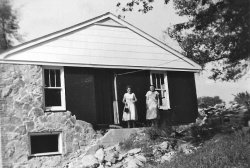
150,71,170,110
45,87,63,89
43,66,65,111
44,69,61,88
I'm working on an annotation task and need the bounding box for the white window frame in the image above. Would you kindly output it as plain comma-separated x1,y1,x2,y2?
150,71,171,110
43,66,66,111
28,132,63,157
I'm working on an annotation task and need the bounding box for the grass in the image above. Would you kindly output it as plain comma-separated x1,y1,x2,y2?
118,132,153,154
119,123,250,168
143,127,172,140
156,129,250,168
118,127,174,166
118,133,138,151
118,127,172,151
118,131,158,166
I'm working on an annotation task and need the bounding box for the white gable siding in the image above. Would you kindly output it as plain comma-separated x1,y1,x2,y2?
4,24,196,70
96,19,123,26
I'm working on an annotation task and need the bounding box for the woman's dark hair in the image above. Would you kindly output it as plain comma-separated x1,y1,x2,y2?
126,85,132,89
149,84,155,88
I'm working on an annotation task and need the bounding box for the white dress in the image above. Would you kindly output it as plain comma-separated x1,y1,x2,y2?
122,93,138,121
146,91,159,120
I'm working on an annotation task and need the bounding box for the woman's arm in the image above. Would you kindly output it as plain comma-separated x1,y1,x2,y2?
156,92,160,108
122,94,126,104
145,91,149,101
133,93,137,102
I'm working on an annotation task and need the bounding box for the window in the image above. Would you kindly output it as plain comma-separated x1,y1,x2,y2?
150,71,170,110
43,66,65,111
29,132,62,156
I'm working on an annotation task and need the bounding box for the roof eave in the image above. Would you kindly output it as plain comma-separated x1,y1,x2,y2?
0,59,201,72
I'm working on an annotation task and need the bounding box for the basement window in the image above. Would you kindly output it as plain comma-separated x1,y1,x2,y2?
43,66,66,111
29,132,62,156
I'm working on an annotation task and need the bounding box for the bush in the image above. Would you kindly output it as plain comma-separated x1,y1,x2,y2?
144,127,163,140
157,130,250,168
144,127,172,140
190,123,223,141
118,132,153,154
118,133,138,151
190,124,210,140
233,91,250,108
198,96,224,108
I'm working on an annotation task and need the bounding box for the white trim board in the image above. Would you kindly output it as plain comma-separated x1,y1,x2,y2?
0,61,200,72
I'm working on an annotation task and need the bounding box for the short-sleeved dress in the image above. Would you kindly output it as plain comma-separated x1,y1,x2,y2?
122,93,138,121
146,91,159,120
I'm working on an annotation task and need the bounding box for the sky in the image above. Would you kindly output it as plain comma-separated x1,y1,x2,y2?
11,0,250,104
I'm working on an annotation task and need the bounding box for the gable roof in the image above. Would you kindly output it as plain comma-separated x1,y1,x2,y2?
0,12,201,72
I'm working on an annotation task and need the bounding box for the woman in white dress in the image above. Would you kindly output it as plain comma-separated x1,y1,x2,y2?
122,86,138,128
146,85,159,127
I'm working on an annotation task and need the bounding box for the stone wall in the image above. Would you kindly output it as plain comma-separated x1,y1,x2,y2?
0,64,99,168
0,108,2,168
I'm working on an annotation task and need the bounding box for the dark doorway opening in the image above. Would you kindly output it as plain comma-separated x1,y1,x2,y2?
116,70,150,126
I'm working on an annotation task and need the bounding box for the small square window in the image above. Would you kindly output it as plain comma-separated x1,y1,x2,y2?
43,67,65,111
29,132,62,156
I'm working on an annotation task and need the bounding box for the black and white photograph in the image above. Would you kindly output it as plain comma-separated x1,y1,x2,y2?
0,0,249,167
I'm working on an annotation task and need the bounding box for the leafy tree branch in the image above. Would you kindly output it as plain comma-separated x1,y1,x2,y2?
0,0,21,53
117,0,250,81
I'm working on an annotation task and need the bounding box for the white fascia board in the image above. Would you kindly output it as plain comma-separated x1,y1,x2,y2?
0,60,200,72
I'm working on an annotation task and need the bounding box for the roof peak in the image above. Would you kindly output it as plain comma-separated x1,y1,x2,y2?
0,12,201,70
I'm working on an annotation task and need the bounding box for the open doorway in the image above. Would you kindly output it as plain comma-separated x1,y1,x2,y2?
115,70,150,127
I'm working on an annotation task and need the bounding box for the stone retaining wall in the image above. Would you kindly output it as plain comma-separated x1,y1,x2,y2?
0,108,2,168
0,64,98,168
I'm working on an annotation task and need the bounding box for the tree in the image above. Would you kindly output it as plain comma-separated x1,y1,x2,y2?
233,91,250,108
0,0,21,52
197,96,223,108
117,0,250,81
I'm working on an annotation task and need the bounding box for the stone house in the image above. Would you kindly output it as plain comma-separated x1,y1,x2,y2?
0,13,201,167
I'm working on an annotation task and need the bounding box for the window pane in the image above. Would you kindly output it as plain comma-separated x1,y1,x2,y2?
160,74,164,85
44,69,50,87
152,74,156,87
156,74,161,89
161,96,168,108
55,70,61,87
45,89,61,107
158,90,163,106
158,90,167,107
151,72,169,109
50,70,55,87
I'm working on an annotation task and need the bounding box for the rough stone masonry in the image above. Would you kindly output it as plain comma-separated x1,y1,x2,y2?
0,64,99,168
